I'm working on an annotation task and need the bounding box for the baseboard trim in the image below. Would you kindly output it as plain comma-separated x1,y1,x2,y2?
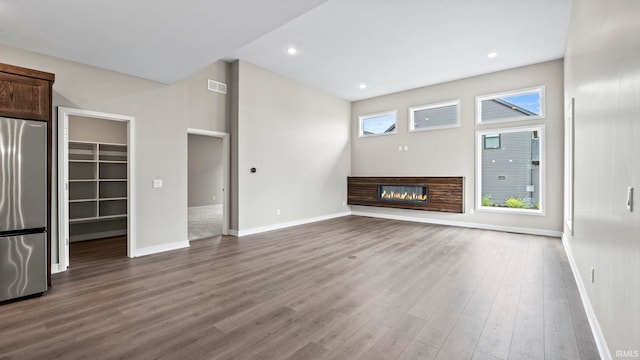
561,233,611,360
236,212,351,237
135,241,190,257
233,210,561,238
351,211,562,237
70,229,127,243
51,263,62,274
188,204,223,211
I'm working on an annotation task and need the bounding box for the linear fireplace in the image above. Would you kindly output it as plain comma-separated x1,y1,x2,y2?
378,185,428,203
348,176,464,213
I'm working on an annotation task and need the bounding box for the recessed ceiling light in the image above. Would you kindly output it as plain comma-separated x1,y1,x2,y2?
487,52,498,58
359,83,367,89
287,47,297,55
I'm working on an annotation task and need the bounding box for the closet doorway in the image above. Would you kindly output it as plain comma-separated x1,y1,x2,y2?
187,129,229,240
58,107,135,271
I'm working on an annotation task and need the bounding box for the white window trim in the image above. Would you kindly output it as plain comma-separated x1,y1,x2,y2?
408,99,460,132
475,124,546,215
359,110,398,138
476,85,546,125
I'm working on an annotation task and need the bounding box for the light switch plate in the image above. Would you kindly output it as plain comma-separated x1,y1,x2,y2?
153,179,163,188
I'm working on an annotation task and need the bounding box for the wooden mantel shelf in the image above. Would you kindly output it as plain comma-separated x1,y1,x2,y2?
348,176,464,213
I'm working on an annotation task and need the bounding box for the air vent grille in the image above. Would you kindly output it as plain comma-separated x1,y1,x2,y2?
208,79,227,94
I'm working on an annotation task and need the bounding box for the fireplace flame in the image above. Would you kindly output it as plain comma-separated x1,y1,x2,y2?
380,190,427,201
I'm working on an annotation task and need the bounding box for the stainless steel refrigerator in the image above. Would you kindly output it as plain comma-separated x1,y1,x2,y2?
0,117,48,302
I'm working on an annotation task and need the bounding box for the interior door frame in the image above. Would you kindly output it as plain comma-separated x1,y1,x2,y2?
57,107,136,271
187,128,230,236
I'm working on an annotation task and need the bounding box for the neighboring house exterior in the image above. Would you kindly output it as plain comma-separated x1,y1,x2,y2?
481,100,540,207
481,98,537,122
363,123,395,135
412,103,458,130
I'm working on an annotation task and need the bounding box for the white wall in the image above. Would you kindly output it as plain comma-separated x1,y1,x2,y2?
0,44,229,260
351,60,564,234
231,60,351,232
564,0,640,356
188,134,223,207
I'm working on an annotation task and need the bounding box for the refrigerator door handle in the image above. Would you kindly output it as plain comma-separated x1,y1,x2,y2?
0,228,47,237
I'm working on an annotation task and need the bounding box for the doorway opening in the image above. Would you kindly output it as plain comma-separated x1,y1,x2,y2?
187,129,229,240
58,107,135,271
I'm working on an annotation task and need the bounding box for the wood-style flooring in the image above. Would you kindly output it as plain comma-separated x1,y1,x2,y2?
0,216,600,360
69,236,128,267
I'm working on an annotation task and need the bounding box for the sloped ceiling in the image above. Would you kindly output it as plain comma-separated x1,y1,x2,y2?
0,0,328,83
0,0,573,100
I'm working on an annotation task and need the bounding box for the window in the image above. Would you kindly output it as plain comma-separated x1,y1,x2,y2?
484,134,500,149
409,100,460,132
476,125,545,214
476,86,545,124
359,110,397,137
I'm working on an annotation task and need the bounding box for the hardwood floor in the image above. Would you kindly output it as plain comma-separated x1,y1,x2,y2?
0,216,600,360
69,236,128,267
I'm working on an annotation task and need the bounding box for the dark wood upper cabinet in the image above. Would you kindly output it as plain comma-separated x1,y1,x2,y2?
0,63,54,121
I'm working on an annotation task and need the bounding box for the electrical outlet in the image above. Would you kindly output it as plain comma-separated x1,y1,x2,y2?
469,208,474,214
212,195,216,201
276,209,281,215
152,179,163,188
591,267,595,283
342,201,346,206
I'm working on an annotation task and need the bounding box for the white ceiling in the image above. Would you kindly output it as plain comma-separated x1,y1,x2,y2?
0,0,328,83
0,0,573,101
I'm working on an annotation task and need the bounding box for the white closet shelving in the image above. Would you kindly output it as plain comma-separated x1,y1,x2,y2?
68,141,128,241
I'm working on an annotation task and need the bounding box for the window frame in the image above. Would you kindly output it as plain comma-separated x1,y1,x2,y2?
475,124,546,215
358,110,398,138
476,86,546,125
483,133,501,149
408,99,461,132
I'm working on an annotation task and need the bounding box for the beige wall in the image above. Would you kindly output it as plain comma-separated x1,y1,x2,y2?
69,115,127,144
183,61,230,132
564,0,640,355
351,60,564,233
188,134,223,207
0,44,229,259
230,61,240,230
232,60,351,231
225,59,234,219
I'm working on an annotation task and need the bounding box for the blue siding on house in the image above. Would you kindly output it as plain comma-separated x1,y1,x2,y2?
481,99,533,122
481,131,539,207
412,104,458,130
